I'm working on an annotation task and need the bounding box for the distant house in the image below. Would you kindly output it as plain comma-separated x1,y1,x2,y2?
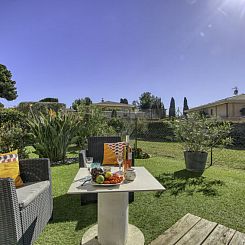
93,101,144,119
186,94,245,121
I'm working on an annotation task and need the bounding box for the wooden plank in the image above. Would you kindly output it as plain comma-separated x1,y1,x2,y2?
175,218,217,245
229,231,245,245
202,224,236,245
150,213,201,245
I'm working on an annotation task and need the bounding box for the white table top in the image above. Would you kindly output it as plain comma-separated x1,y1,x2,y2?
67,167,165,194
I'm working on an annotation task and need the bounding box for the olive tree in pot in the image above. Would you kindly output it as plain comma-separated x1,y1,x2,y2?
173,113,232,172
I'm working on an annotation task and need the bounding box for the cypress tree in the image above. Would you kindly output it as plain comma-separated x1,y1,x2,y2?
120,98,128,104
111,109,117,118
169,97,176,118
183,97,189,116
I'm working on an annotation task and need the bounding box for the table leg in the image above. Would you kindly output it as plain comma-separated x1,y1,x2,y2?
98,192,128,245
81,192,144,245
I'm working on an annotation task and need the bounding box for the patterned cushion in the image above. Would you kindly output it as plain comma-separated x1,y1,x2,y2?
0,150,23,187
102,142,126,165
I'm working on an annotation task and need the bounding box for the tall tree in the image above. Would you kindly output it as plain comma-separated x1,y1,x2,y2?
0,64,18,101
84,97,92,105
183,97,189,116
139,92,155,109
120,98,128,104
132,100,139,108
152,97,163,109
71,97,92,110
169,97,176,118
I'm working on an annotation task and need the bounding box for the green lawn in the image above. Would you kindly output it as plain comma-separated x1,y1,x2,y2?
35,141,245,245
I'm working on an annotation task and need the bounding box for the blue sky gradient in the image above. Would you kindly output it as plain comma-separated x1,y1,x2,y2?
0,0,244,111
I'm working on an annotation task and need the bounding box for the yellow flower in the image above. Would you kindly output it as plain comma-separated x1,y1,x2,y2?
49,109,56,119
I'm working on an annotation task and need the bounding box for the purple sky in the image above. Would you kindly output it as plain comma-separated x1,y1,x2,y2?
0,0,245,111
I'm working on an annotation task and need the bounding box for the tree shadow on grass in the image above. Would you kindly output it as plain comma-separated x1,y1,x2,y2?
51,194,97,231
156,169,224,197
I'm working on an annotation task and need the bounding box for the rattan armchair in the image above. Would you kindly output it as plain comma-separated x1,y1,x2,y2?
0,158,53,245
78,136,135,205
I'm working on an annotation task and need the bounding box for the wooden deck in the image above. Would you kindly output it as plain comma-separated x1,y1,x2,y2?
150,213,245,245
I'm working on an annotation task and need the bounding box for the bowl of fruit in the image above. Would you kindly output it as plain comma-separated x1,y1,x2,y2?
90,168,124,186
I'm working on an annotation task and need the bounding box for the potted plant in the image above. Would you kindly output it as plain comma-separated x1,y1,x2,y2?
173,113,232,172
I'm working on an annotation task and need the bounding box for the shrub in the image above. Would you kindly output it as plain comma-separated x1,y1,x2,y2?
76,104,116,148
173,113,232,152
107,118,126,134
71,97,92,110
230,122,245,148
0,108,29,158
27,110,80,162
39,98,59,102
133,148,150,159
0,108,25,124
18,102,66,114
0,122,28,158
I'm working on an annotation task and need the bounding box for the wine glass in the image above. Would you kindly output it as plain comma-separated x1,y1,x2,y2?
86,157,93,171
117,152,123,173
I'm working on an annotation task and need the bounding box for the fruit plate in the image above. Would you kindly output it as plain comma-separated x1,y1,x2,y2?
90,180,124,186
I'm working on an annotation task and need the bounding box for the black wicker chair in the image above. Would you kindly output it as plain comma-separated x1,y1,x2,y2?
79,136,135,205
0,158,53,245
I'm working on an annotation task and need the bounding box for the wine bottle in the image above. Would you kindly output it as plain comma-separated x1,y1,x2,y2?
127,145,132,169
123,145,127,172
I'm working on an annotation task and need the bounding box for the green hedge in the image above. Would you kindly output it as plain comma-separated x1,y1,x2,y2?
135,120,175,142
230,122,245,148
0,108,30,157
0,108,26,124
39,97,59,102
17,102,66,114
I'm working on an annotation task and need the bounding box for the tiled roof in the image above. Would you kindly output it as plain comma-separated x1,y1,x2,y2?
187,94,245,112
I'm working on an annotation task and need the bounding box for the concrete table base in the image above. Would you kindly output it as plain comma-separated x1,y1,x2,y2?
81,224,145,245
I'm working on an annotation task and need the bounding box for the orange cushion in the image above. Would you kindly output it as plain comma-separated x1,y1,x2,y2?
103,142,126,165
0,150,23,187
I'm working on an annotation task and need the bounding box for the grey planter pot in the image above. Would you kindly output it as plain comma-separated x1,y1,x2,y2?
184,151,208,172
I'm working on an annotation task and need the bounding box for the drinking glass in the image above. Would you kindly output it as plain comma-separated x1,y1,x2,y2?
86,157,93,170
117,153,123,173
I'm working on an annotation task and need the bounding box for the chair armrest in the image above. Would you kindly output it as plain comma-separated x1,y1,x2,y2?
79,150,87,168
19,158,51,183
0,178,23,244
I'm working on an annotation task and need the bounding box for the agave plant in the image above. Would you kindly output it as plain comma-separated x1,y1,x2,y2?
28,109,80,162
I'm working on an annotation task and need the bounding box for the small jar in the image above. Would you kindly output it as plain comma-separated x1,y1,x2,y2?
125,168,136,181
